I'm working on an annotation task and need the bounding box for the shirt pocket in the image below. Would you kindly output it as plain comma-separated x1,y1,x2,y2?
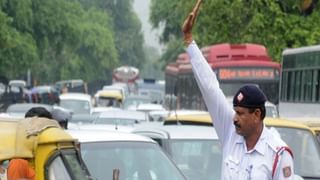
250,164,269,180
224,157,240,179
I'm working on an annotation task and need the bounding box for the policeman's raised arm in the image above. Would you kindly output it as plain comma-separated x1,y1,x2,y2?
182,0,202,46
182,0,235,143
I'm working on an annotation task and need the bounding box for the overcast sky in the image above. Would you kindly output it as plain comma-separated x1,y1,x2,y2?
133,0,165,54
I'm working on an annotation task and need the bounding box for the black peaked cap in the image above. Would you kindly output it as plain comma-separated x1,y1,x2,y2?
233,84,267,108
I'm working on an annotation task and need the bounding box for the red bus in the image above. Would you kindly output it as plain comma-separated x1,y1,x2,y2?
165,43,280,110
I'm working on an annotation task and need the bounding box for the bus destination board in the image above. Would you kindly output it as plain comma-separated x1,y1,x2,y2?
218,68,277,80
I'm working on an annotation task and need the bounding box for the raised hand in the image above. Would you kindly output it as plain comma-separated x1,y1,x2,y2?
182,0,202,45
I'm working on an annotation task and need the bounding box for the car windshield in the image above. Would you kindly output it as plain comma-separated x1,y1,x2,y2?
80,142,185,180
270,126,320,178
60,100,90,114
265,106,278,118
48,149,89,180
170,139,222,180
97,97,121,107
123,97,151,109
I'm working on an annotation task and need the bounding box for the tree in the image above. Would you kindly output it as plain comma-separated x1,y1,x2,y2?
0,0,118,83
150,0,320,62
79,0,146,69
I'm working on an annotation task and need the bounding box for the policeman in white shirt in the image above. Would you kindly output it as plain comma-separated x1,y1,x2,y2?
182,0,294,179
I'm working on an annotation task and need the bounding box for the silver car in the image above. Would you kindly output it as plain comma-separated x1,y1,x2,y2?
133,125,222,180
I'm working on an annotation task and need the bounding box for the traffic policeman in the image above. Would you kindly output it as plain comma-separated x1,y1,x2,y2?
182,0,294,179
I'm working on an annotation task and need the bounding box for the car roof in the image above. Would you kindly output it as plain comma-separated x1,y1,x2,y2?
0,117,74,161
67,129,155,143
264,117,312,130
133,125,218,140
286,118,320,131
6,103,53,113
164,114,311,130
95,90,123,99
125,94,151,100
92,107,122,113
102,85,125,91
136,103,165,111
164,111,212,126
59,93,91,101
98,110,146,120
68,124,135,133
9,80,26,87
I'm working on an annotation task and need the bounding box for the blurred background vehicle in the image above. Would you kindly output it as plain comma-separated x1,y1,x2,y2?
59,93,93,115
6,103,54,118
30,85,60,105
93,109,147,126
55,79,88,94
123,94,152,110
93,90,123,108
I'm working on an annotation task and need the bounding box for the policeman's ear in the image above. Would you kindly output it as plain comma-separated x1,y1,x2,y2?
253,108,262,121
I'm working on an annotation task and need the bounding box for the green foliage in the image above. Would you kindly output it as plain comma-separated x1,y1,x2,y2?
0,0,137,84
150,0,320,62
80,0,146,69
140,46,164,80
107,0,146,69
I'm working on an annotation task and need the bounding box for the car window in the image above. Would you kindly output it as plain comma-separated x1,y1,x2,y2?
60,100,90,114
271,127,320,178
265,106,278,118
48,156,72,180
170,139,222,180
47,150,90,180
81,142,185,180
97,97,121,107
123,97,151,109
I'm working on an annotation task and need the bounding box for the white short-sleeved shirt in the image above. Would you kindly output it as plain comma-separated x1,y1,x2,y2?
186,41,294,180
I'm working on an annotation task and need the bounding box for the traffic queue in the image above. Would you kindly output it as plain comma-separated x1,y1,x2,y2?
0,78,320,180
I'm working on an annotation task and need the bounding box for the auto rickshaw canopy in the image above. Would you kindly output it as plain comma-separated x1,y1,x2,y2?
0,117,74,161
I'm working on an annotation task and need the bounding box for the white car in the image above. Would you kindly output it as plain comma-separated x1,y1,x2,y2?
136,103,165,112
133,124,222,180
93,109,147,125
6,103,54,118
123,94,152,110
67,129,186,180
59,93,93,114
91,106,121,116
